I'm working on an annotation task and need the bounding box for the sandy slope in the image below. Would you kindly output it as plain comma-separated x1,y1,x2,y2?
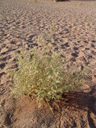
0,0,96,128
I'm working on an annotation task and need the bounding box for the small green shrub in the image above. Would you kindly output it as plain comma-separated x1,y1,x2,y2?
34,0,37,3
7,24,86,105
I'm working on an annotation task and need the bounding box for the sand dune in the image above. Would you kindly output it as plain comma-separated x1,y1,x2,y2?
0,0,96,127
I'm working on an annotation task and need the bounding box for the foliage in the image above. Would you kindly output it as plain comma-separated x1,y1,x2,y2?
7,24,86,104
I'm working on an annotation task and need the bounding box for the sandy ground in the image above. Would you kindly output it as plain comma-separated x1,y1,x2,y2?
0,0,96,128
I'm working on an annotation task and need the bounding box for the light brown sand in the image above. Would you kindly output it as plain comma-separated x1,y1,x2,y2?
0,0,96,128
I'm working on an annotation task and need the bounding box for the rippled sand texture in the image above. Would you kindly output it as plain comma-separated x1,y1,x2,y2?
0,0,96,128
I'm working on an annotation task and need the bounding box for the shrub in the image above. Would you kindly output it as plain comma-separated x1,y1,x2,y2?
7,24,86,105
34,0,37,3
53,0,70,2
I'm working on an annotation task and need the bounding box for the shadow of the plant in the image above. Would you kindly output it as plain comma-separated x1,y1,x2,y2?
32,85,96,127
54,85,96,113
48,85,96,128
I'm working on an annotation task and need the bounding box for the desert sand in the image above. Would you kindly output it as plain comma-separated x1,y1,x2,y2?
0,0,96,128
